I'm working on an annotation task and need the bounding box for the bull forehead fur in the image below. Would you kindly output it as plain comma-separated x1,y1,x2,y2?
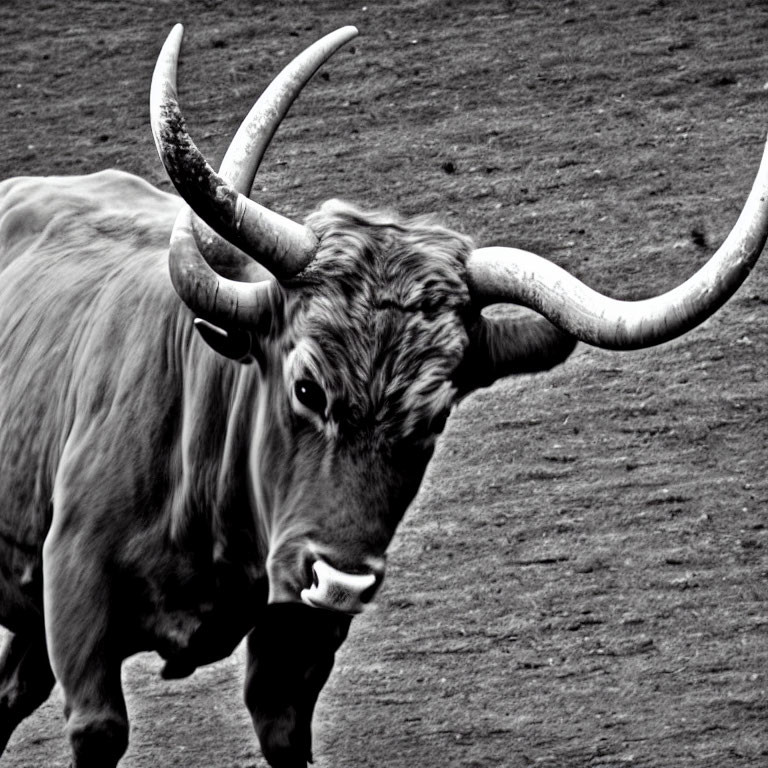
281,200,474,439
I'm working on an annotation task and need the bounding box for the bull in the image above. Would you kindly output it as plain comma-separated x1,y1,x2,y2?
1,23,767,768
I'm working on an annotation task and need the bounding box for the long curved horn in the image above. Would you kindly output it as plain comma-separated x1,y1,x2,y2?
219,25,359,193
191,25,359,274
168,206,275,326
467,137,768,350
151,24,355,279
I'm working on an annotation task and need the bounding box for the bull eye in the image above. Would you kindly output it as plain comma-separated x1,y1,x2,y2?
294,379,328,417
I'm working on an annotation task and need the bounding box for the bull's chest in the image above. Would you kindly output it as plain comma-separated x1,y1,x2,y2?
134,552,266,678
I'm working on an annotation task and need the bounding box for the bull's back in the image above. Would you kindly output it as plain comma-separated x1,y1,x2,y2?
0,170,184,629
0,170,179,268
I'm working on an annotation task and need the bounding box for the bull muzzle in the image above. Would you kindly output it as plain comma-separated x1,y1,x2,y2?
300,559,382,615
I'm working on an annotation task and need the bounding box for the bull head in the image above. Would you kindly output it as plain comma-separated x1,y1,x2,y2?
150,25,768,614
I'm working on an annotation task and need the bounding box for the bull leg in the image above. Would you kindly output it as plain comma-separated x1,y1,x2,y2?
245,604,351,768
43,534,129,768
0,631,56,754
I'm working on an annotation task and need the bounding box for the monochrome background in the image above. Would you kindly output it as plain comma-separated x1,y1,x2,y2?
1,1,767,766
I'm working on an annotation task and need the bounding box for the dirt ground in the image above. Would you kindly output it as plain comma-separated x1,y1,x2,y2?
1,0,767,766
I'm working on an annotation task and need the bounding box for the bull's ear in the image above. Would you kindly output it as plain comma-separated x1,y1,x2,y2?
194,317,255,364
456,312,577,394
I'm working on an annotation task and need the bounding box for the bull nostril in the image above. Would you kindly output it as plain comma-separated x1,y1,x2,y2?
311,563,319,588
360,577,380,605
360,565,385,605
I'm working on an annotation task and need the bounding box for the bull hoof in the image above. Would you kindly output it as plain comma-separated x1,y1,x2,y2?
256,708,312,768
68,714,128,768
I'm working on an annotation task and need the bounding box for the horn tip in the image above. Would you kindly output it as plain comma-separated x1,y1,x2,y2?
168,23,184,44
338,25,359,41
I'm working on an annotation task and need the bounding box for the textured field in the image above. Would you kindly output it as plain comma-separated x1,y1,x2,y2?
1,1,767,766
